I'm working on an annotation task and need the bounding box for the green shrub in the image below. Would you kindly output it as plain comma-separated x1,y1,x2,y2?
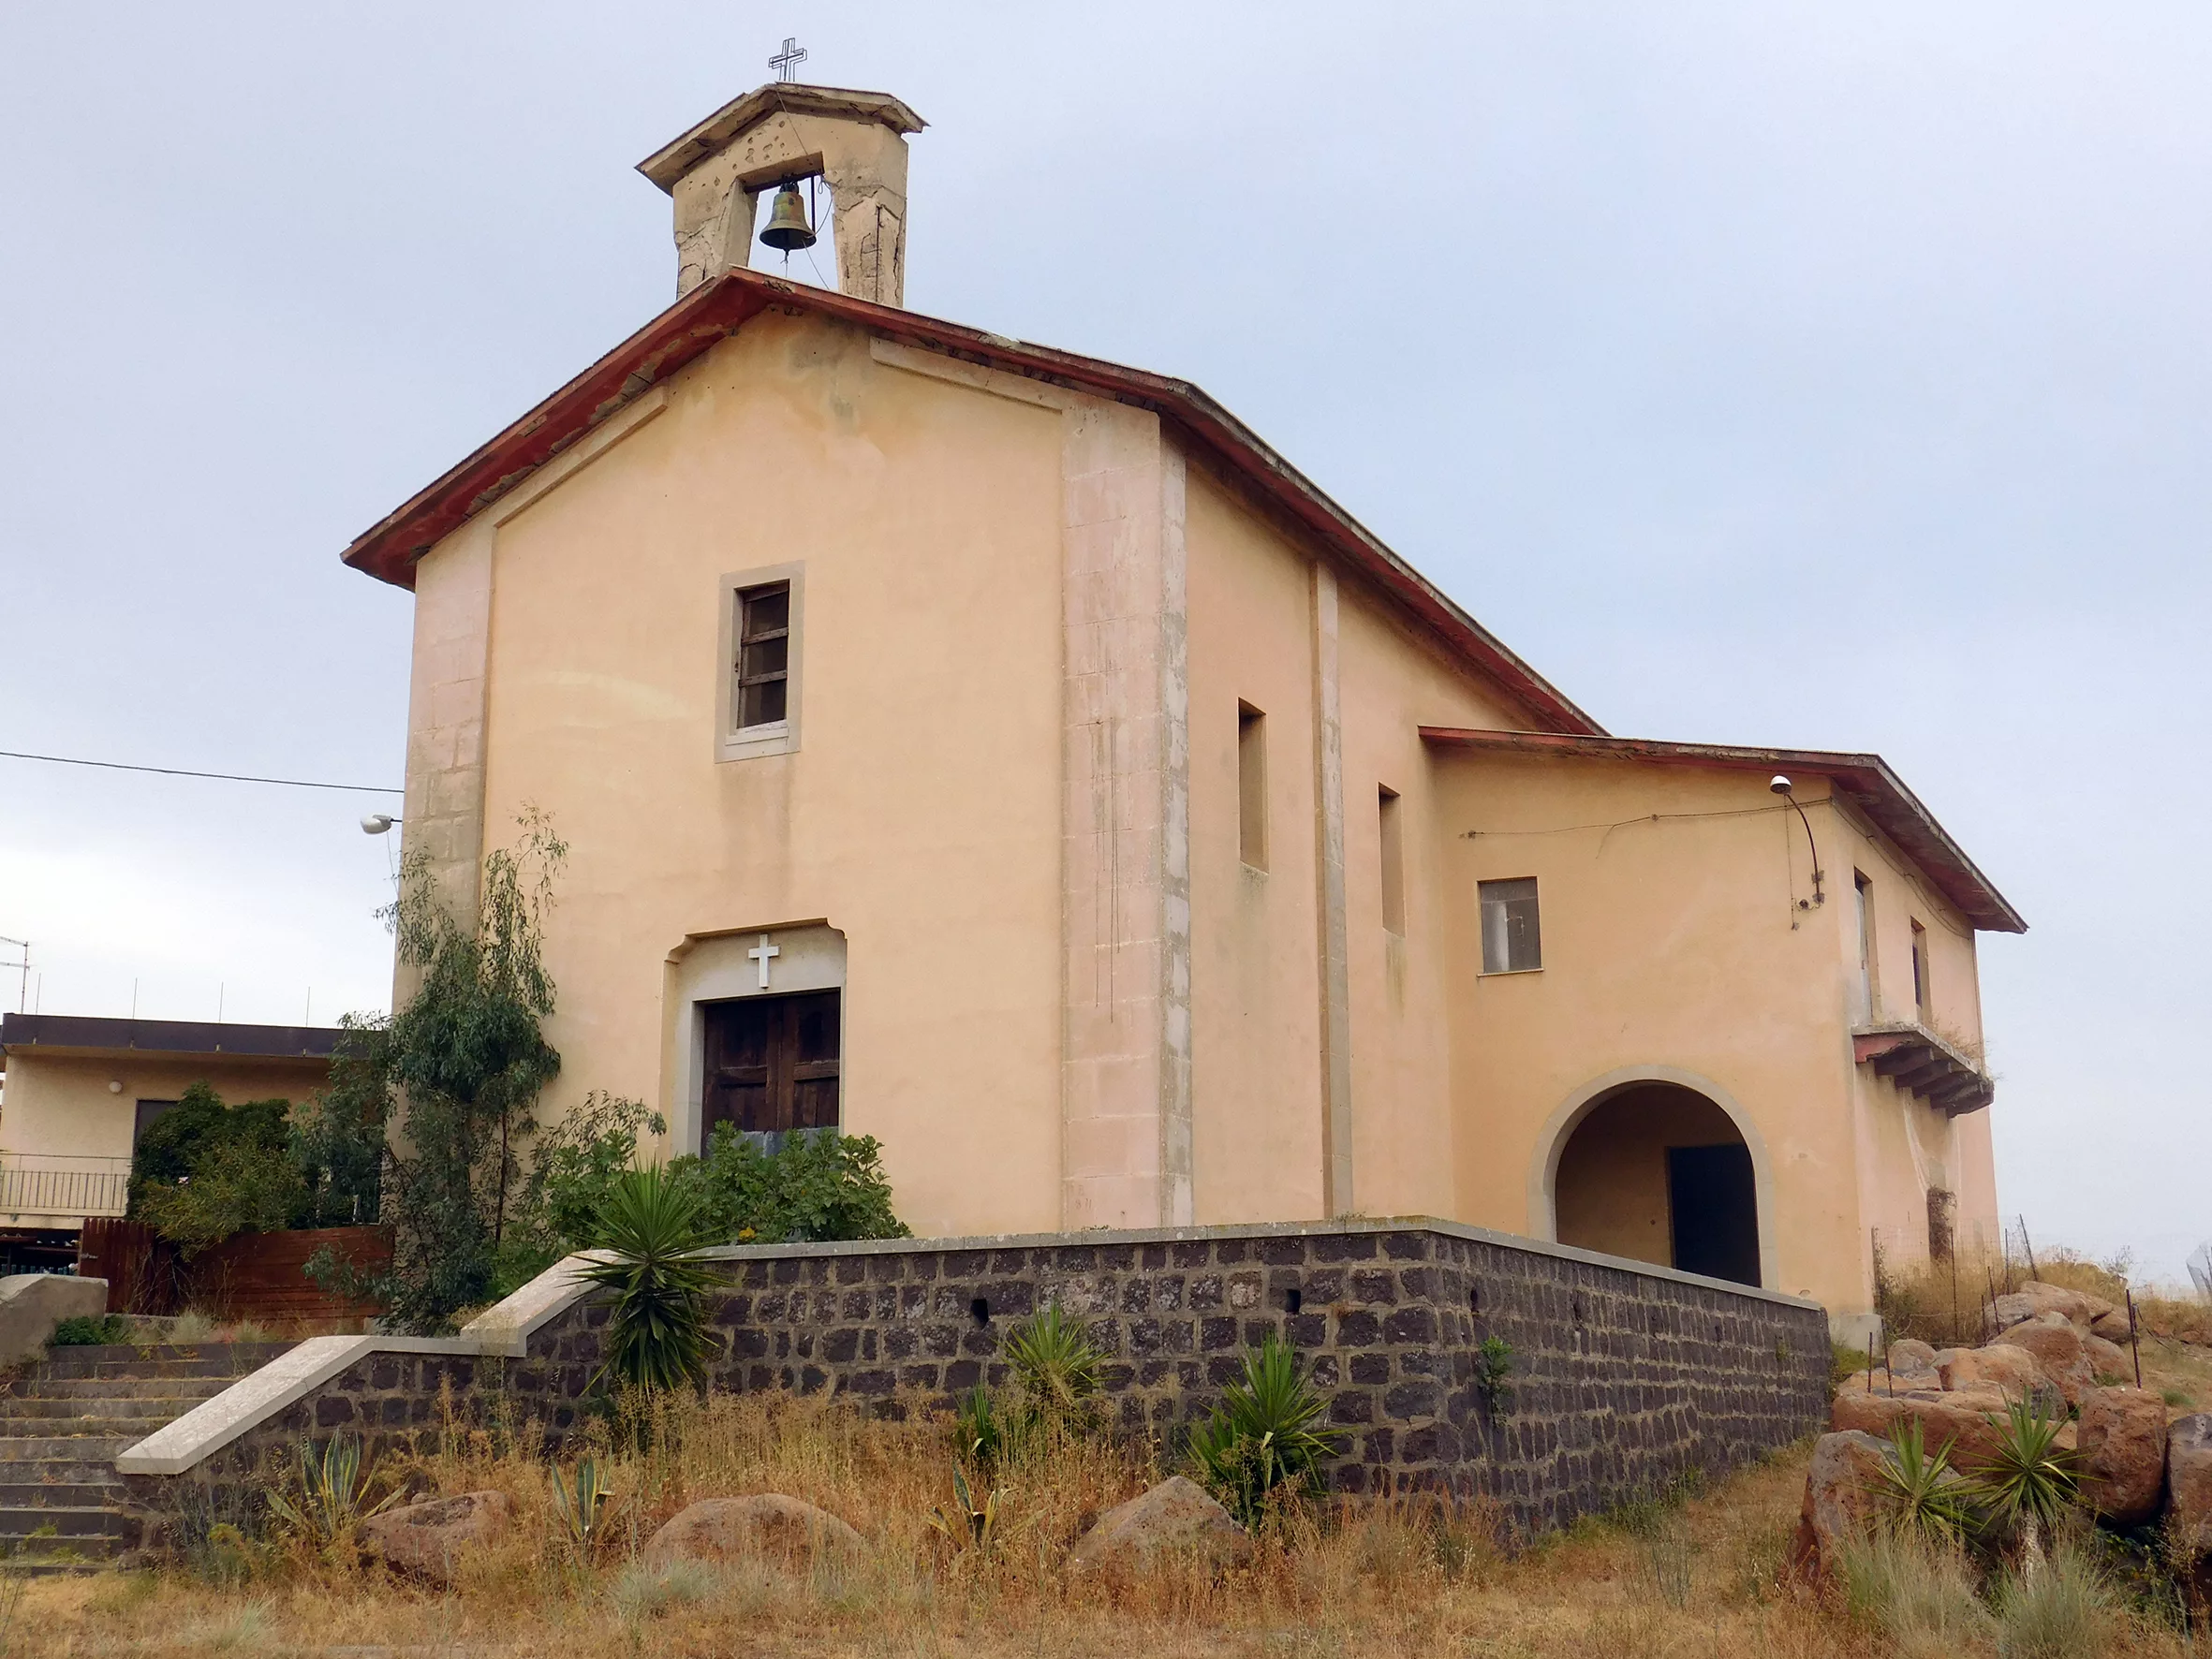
671,1123,907,1246
1186,1331,1340,1526
48,1314,132,1346
580,1167,720,1394
129,1081,309,1255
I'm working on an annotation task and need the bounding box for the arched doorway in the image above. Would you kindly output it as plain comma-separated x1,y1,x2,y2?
1551,1081,1762,1287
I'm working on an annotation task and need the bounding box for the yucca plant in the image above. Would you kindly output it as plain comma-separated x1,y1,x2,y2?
952,1386,1003,1465
578,1167,721,1394
265,1433,400,1550
1873,1417,1977,1541
1003,1302,1102,1433
1969,1397,2079,1567
1186,1331,1341,1526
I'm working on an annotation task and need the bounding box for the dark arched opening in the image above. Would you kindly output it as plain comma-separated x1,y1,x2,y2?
1553,1082,1761,1287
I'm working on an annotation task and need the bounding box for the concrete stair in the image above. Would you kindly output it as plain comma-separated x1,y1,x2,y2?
0,1342,292,1573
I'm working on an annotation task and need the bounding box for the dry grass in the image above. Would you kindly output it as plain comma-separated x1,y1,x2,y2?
7,1389,2204,1659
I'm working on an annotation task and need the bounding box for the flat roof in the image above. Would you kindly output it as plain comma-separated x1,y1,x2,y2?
0,1014,349,1066
1419,727,2026,933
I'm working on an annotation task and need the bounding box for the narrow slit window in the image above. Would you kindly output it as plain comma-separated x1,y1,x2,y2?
733,581,791,732
1853,872,1877,1022
1378,786,1405,934
1910,919,1931,1022
1237,702,1268,871
1478,877,1541,974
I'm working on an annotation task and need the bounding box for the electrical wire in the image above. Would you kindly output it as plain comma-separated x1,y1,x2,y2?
0,748,401,796
1458,801,1797,839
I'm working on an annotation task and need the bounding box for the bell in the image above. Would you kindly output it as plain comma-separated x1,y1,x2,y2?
759,182,817,253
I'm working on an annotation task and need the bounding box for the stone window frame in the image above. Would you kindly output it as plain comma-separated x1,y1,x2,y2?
716,561,806,762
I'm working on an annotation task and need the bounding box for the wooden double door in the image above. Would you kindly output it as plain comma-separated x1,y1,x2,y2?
701,990,841,1146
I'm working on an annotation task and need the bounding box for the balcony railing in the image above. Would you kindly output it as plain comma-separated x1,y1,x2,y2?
0,1155,132,1220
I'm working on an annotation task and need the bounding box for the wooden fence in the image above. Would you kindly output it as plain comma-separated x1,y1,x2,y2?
78,1219,392,1328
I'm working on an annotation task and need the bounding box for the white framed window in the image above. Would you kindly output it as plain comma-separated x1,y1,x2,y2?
717,563,804,762
1479,877,1541,974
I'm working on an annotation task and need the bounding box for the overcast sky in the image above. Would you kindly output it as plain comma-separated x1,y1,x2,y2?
2,5,2205,1281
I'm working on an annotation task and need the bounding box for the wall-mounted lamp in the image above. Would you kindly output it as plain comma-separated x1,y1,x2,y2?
108,1079,123,1094
361,814,402,836
1769,775,1826,910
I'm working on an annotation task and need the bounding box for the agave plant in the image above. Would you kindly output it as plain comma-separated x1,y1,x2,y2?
1873,1417,1976,1541
579,1167,721,1394
1186,1331,1341,1526
548,1457,614,1559
1969,1396,2080,1566
923,1462,1000,1553
265,1433,400,1550
1003,1303,1103,1431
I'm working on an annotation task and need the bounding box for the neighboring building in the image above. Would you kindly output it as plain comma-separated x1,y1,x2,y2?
340,83,2023,1335
0,1015,342,1270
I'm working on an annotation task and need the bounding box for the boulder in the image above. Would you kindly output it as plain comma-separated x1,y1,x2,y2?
1939,1343,2042,1400
2085,1333,2135,1383
1987,1292,2036,1335
1838,1368,1940,1395
1791,1431,1893,1580
358,1490,509,1585
1069,1476,1252,1572
2076,1387,2168,1527
2018,1280,2115,1328
2090,1308,2134,1344
1888,1338,1939,1373
2168,1416,2212,1561
641,1495,862,1574
1997,1314,2095,1404
0,1273,109,1368
1832,1390,2008,1469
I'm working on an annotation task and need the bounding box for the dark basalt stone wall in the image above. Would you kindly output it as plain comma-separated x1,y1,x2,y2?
129,1220,1830,1535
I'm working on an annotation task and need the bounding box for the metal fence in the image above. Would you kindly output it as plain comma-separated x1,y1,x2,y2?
0,1158,131,1219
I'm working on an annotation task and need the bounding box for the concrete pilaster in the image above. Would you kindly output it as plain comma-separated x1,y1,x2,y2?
1311,564,1354,1214
1059,407,1192,1229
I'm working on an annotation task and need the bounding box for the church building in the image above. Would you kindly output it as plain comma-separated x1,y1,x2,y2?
346,83,2023,1334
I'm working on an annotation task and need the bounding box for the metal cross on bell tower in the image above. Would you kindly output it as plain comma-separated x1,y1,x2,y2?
769,36,807,82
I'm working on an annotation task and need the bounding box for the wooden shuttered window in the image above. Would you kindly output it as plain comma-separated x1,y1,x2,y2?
701,991,841,1143
733,581,792,731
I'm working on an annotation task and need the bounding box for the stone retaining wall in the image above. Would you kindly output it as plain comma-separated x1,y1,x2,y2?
125,1219,1830,1534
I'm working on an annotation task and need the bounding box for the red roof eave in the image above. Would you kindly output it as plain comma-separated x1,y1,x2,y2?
1418,727,2026,933
342,269,1601,738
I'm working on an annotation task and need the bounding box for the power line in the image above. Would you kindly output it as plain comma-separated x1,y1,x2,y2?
0,747,401,797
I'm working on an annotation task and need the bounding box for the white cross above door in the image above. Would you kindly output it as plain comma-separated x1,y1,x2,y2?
747,932,781,989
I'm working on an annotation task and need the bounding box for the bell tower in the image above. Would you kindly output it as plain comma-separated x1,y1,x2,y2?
637,84,926,307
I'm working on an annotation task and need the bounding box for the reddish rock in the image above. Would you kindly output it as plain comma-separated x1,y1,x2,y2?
2077,1387,2168,1526
1791,1431,1893,1580
1888,1338,1939,1373
1832,1390,2007,1469
1939,1343,2042,1400
2018,1280,2115,1328
2090,1308,2134,1344
642,1494,863,1573
1069,1476,1252,1571
2085,1333,2136,1383
358,1490,510,1586
2168,1416,2212,1560
1998,1314,2095,1404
